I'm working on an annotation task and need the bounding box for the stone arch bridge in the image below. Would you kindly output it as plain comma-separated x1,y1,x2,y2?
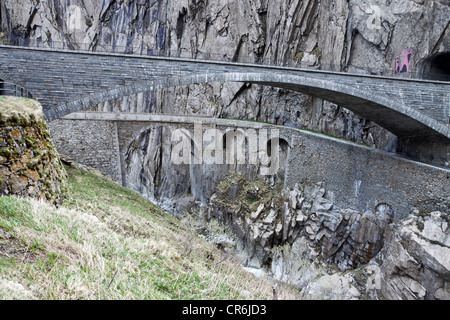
1,45,449,216
49,111,449,219
0,45,449,144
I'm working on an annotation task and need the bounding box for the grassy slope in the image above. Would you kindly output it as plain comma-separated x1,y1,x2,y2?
0,163,302,300
0,96,43,124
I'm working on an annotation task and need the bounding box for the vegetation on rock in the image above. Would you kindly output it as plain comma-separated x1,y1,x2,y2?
0,97,67,204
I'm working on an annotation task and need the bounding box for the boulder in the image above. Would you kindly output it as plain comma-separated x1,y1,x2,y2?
376,211,450,300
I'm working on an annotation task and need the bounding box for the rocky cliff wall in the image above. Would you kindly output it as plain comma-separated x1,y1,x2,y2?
209,174,450,300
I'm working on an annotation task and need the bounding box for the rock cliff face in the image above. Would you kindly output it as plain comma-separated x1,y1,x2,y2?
208,173,450,300
209,175,391,270
376,210,450,300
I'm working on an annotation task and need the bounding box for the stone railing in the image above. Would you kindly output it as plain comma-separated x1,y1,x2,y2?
7,39,448,81
0,80,33,98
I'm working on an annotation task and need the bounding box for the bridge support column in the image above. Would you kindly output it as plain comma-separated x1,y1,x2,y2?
48,119,124,183
114,121,126,187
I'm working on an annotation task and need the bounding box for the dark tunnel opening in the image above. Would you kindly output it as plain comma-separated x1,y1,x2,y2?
420,52,450,81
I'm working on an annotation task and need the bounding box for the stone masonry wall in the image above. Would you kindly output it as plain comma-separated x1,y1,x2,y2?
0,96,67,204
49,116,450,220
48,119,122,183
285,131,450,218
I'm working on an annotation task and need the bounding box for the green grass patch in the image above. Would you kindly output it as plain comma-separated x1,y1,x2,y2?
0,196,21,217
63,164,164,218
0,196,35,232
298,127,371,147
222,117,272,125
0,162,302,300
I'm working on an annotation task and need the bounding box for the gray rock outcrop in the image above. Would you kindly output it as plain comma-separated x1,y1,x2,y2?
208,174,449,300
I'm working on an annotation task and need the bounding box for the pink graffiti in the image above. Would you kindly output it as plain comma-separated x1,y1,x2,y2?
394,47,413,74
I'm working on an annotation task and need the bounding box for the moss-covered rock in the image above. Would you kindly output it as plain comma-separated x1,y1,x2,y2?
0,97,67,204
209,174,289,268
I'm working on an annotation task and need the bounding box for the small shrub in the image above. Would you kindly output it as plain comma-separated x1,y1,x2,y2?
416,221,424,232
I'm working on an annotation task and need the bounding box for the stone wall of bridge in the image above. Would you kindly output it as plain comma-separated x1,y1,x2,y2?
48,119,122,183
0,45,449,139
48,114,450,219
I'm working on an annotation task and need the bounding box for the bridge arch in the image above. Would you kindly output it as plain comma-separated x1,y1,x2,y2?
51,71,450,141
266,137,290,181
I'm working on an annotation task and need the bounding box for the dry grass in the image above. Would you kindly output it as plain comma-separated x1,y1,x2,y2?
0,96,43,124
0,163,303,300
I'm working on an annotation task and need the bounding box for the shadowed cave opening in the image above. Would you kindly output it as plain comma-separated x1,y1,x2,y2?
420,52,450,81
